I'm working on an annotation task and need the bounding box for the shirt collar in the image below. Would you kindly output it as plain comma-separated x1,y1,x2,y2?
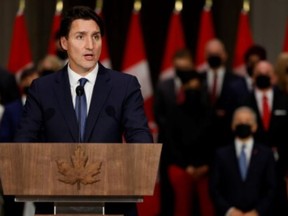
67,63,99,87
235,137,254,156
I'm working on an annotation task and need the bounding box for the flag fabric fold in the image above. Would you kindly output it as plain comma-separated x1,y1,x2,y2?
122,11,159,215
195,7,215,72
97,11,112,69
7,10,33,74
233,10,253,76
47,11,61,55
122,11,156,138
160,10,185,80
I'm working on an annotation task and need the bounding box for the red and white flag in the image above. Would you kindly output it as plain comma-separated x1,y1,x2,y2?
233,10,253,76
283,18,288,52
7,10,33,74
160,10,185,80
195,6,215,72
122,11,156,138
47,11,61,55
96,10,112,68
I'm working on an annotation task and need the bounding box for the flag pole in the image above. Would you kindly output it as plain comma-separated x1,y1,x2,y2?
243,0,250,13
96,0,103,13
18,0,25,14
56,0,63,14
174,0,183,13
205,0,213,10
134,0,141,12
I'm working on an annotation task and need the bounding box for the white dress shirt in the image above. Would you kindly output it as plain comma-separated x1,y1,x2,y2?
207,67,225,97
68,63,99,114
255,88,273,116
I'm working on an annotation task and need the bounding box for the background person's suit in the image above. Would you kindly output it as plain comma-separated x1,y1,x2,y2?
202,70,249,149
210,142,277,216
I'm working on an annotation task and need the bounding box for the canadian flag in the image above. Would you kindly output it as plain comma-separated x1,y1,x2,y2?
283,18,288,52
195,6,215,72
7,10,33,74
122,11,156,138
160,10,185,80
47,11,61,55
233,10,253,76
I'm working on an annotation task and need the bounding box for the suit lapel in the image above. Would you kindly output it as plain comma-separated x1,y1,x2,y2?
84,64,112,141
246,144,260,180
54,67,79,142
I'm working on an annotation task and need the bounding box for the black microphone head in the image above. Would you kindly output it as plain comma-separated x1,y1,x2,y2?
76,85,84,96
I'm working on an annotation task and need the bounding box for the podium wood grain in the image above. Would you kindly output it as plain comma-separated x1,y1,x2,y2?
0,143,161,196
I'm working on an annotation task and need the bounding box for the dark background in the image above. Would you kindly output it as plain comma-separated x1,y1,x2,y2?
0,0,287,89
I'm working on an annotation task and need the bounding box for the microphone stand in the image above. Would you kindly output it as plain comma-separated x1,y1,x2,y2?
76,85,84,143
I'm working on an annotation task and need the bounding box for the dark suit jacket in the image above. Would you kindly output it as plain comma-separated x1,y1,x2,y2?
202,69,249,148
14,64,152,144
0,99,23,142
240,87,288,177
210,142,276,216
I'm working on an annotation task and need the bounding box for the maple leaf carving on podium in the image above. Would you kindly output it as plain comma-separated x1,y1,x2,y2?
56,145,102,190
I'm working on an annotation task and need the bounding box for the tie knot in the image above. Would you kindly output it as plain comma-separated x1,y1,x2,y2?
79,78,88,87
263,94,267,101
241,144,246,151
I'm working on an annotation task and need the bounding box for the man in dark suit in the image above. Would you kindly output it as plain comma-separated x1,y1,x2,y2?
154,48,196,216
201,39,249,149
210,106,277,216
240,60,288,215
0,67,20,120
14,6,152,216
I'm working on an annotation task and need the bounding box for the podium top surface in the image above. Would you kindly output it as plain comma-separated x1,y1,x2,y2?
0,143,162,196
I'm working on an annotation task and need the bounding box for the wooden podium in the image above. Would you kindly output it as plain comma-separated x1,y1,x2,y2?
0,143,162,215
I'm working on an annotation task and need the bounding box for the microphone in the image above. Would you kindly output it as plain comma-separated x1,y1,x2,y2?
76,85,84,143
76,85,84,96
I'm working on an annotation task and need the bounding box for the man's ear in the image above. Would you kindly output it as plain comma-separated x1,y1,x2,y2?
60,37,68,51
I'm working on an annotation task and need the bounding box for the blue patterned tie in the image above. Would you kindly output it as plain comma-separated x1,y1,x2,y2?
239,145,247,180
75,78,88,142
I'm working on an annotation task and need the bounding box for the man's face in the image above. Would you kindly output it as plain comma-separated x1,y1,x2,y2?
60,19,102,75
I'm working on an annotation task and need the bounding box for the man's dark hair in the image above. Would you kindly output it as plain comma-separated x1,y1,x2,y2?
59,6,105,38
244,44,267,63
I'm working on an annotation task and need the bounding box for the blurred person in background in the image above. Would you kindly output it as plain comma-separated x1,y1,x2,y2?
37,54,63,77
243,45,267,91
167,66,215,216
154,48,197,216
201,38,249,150
0,67,20,121
0,66,39,216
210,106,277,216
274,52,288,94
240,60,288,215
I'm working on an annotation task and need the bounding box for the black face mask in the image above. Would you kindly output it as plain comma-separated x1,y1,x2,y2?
234,124,252,139
176,69,200,84
255,75,271,89
207,55,222,69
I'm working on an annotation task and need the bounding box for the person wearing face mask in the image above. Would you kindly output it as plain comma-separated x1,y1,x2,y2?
201,39,249,151
210,106,277,216
242,45,267,91
167,72,215,216
240,60,288,215
154,48,195,216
